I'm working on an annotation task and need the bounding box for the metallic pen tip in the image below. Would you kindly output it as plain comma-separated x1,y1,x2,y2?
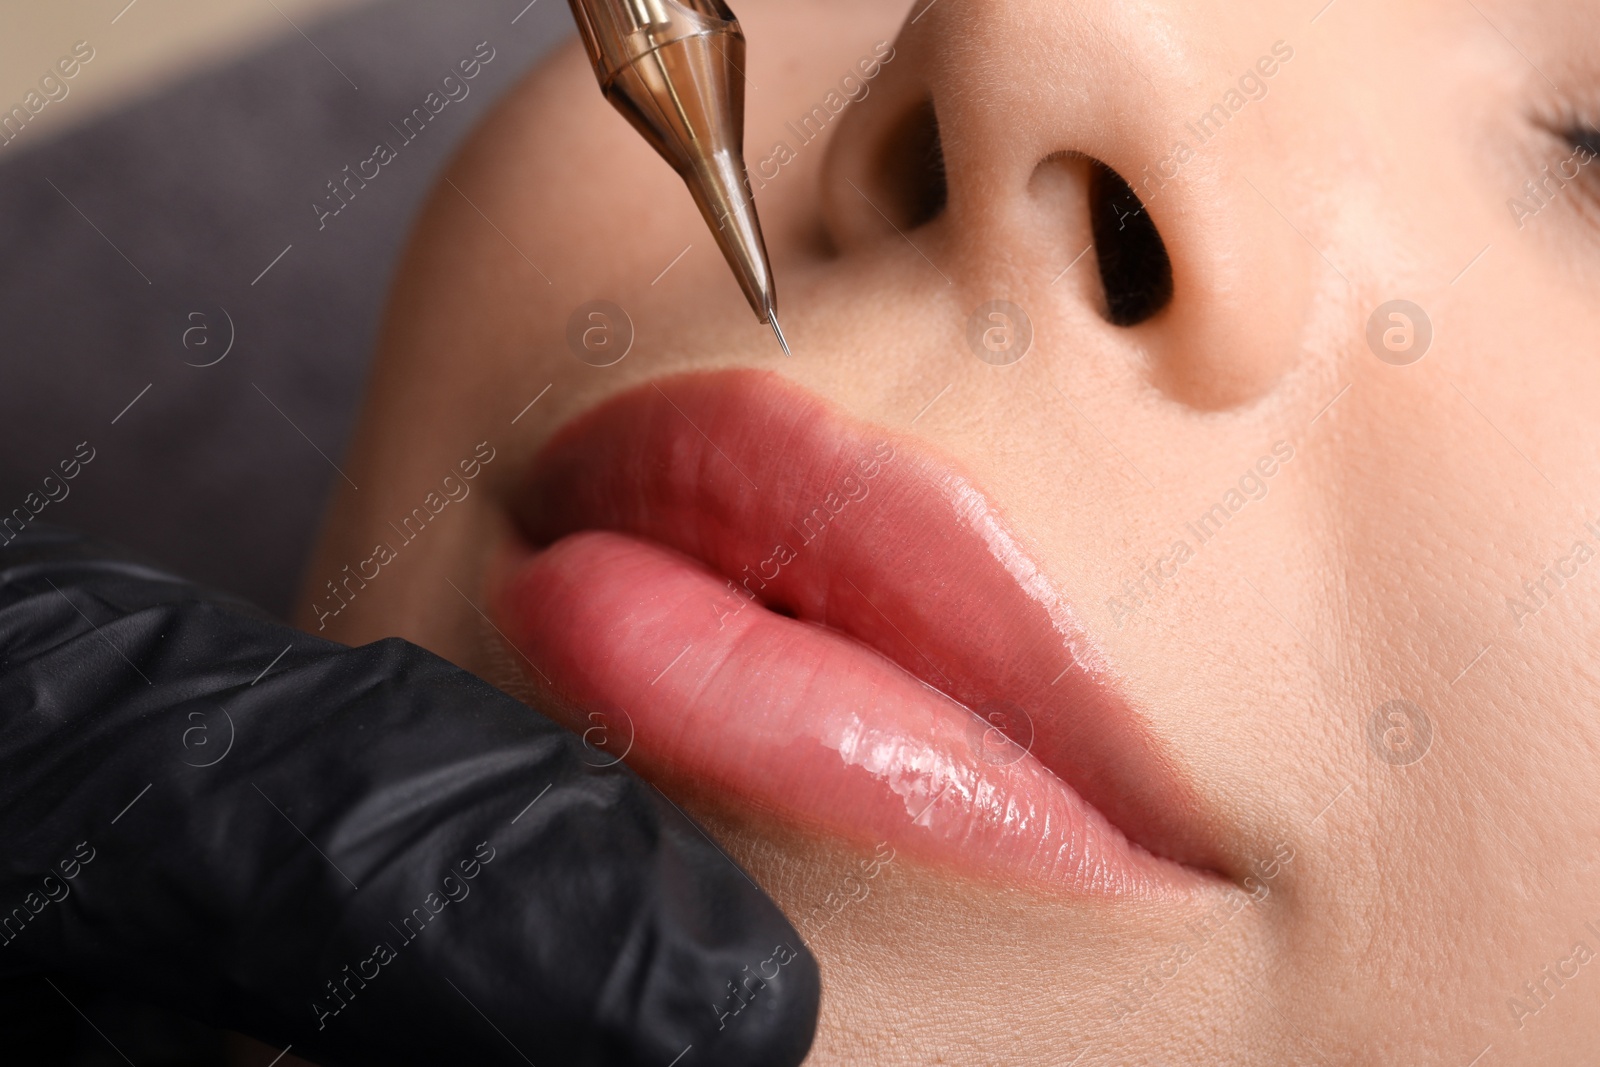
768,312,792,357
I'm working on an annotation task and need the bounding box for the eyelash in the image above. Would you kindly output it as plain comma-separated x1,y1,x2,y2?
1533,92,1600,154
1567,124,1600,157
1554,119,1600,229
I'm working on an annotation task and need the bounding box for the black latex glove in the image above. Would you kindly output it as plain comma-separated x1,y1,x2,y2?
0,525,819,1066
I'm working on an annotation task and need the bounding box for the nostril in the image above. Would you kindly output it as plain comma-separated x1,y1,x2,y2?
873,97,947,231
1089,162,1173,327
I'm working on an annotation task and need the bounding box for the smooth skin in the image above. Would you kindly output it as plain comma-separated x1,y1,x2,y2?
298,0,1600,1062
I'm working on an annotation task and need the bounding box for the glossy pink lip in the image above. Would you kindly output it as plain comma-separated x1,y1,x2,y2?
490,370,1220,896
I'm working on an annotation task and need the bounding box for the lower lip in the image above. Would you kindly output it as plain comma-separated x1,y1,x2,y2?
492,529,1203,898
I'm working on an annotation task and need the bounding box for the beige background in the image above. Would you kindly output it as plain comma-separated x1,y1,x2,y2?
1,0,372,141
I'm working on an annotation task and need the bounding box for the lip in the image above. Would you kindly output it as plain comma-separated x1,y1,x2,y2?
489,369,1221,897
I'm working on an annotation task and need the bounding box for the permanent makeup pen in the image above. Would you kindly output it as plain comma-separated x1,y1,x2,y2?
566,0,790,355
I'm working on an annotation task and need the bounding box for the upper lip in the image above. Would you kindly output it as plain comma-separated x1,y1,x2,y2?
497,368,1225,890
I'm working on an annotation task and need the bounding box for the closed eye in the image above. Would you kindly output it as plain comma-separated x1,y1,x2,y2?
1566,123,1600,157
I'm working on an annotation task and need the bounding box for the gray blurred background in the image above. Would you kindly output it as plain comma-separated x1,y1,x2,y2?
0,0,572,619
0,1,571,1061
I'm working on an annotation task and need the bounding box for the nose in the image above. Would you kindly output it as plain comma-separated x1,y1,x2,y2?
815,1,1315,409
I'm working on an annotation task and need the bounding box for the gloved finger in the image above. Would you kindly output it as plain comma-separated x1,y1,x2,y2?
0,524,820,1067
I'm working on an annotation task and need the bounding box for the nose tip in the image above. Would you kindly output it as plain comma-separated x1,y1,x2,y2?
814,1,1316,409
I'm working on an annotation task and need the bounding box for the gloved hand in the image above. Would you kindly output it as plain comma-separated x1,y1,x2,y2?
0,524,819,1066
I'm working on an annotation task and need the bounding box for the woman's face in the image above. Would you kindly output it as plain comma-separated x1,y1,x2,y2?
299,0,1600,1060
